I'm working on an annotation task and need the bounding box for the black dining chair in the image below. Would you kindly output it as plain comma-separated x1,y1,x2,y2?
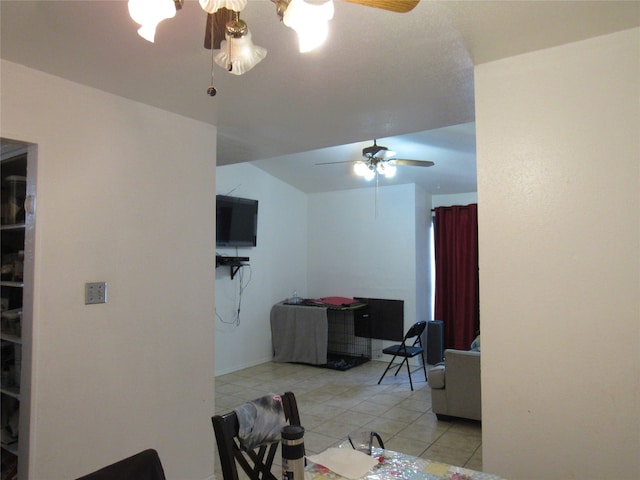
377,320,428,390
75,449,166,480
212,391,302,480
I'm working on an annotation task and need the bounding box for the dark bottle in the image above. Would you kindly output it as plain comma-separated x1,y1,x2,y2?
281,425,305,480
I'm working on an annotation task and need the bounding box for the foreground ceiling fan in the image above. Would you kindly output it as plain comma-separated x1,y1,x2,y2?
317,139,435,181
128,0,419,95
204,0,419,51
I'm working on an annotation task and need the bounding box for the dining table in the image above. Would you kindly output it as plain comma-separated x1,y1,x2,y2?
305,446,504,480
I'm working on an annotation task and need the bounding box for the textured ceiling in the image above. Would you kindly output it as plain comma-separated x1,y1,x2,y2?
2,1,638,193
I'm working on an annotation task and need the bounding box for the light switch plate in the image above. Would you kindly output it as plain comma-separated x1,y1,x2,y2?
85,282,107,304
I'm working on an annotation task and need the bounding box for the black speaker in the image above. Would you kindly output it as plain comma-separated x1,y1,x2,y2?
427,320,444,365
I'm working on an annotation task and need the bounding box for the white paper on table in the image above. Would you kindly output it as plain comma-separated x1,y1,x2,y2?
307,447,378,479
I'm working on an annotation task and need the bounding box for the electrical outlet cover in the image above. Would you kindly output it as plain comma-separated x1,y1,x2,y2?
85,282,107,304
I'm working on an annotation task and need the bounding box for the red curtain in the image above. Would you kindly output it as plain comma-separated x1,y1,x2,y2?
434,204,479,350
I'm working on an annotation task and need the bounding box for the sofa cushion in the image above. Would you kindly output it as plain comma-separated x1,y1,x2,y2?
427,365,445,389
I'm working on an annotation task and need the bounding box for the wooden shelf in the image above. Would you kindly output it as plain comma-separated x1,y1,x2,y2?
1,145,30,471
216,255,250,279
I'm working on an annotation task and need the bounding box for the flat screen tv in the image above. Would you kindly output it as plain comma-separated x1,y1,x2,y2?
216,195,258,247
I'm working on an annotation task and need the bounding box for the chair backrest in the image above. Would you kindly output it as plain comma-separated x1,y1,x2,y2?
212,391,301,480
405,320,427,341
75,449,166,480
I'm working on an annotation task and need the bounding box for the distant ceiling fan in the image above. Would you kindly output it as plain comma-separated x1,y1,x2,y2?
317,139,435,181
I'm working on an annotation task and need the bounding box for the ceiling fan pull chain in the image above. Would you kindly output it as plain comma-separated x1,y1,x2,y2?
375,172,379,218
207,14,217,96
227,39,233,71
225,11,242,72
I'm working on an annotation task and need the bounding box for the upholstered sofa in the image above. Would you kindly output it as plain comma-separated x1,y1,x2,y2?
427,349,481,421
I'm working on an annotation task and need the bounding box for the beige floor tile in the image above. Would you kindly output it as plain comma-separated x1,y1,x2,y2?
395,422,449,444
324,394,368,409
384,435,431,457
464,445,483,471
332,409,379,427
448,419,482,438
380,406,425,423
413,411,446,428
361,417,411,438
311,418,363,440
436,430,482,452
304,431,342,454
213,360,484,474
348,400,392,416
420,442,475,467
303,402,349,419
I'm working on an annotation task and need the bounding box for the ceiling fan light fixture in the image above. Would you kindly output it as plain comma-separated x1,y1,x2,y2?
354,161,375,181
199,0,247,14
376,161,397,178
382,162,396,178
225,13,249,38
363,168,376,181
215,30,267,75
128,0,177,43
283,0,334,53
354,161,368,177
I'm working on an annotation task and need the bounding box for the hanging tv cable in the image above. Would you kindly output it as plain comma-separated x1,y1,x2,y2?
215,263,252,326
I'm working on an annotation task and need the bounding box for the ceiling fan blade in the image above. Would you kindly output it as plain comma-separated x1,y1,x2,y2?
204,9,231,50
343,0,419,13
315,160,358,166
393,159,435,167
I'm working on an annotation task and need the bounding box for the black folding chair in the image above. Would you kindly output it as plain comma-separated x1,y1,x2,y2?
377,321,428,390
212,391,301,480
75,449,166,480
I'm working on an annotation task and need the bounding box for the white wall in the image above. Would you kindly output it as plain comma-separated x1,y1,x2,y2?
213,175,439,372
475,28,639,479
215,163,308,375
1,61,217,479
432,192,478,208
307,184,429,344
414,186,432,332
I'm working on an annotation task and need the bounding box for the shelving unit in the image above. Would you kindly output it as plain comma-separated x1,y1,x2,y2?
1,142,32,480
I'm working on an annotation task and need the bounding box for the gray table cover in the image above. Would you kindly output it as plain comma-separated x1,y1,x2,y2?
270,303,328,364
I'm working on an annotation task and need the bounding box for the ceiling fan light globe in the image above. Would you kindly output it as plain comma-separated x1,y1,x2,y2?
296,23,329,53
364,169,376,181
199,0,247,14
215,31,267,75
384,164,397,178
354,161,368,176
283,0,334,53
128,0,176,42
137,24,158,42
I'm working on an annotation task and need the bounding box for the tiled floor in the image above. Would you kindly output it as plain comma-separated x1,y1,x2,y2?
214,360,482,479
